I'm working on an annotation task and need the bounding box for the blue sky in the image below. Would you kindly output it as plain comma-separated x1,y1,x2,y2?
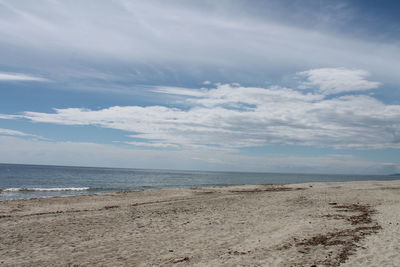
0,0,399,174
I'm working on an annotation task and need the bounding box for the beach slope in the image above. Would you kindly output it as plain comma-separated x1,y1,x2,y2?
1,180,399,266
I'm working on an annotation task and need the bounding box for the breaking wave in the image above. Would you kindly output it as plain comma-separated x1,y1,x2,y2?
1,187,90,192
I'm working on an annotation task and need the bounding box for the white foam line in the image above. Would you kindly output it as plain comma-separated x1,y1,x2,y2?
2,187,90,192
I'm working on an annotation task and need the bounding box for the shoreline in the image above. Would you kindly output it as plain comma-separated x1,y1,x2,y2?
1,178,399,202
1,180,399,266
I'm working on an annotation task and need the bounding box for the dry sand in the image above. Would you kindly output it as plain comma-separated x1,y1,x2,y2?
0,180,399,266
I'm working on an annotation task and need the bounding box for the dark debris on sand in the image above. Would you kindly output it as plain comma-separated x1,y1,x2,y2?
280,202,381,267
229,186,305,193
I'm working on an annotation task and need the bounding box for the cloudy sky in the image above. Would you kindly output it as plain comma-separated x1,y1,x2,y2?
0,0,399,174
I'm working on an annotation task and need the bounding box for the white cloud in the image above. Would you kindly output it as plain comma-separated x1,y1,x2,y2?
151,86,205,97
0,128,41,138
0,114,20,119
0,72,48,82
297,68,381,94
5,71,400,150
126,141,179,148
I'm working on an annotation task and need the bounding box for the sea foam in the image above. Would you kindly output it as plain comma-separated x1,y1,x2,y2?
1,187,90,192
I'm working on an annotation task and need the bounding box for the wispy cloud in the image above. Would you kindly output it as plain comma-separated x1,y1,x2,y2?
0,114,20,119
151,86,206,97
0,1,399,87
0,72,48,82
126,141,180,148
4,68,399,150
0,128,41,138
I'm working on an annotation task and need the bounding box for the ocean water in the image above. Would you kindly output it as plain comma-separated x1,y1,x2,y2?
0,163,397,201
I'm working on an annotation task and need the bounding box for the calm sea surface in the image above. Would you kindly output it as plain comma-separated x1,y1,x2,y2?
0,163,397,200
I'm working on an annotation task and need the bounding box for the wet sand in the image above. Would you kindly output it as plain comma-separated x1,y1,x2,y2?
1,180,399,266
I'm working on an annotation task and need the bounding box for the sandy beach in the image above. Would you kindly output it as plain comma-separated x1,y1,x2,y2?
0,180,399,266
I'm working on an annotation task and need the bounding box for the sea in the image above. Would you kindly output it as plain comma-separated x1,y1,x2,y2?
0,163,397,201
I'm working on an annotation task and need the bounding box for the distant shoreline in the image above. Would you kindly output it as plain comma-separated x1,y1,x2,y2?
0,162,393,176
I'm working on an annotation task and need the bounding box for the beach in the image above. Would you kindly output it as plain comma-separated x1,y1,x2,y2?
0,180,399,266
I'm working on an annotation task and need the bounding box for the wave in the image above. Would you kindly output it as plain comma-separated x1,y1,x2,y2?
1,187,90,192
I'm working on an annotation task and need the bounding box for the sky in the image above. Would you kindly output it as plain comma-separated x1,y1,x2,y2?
0,0,400,174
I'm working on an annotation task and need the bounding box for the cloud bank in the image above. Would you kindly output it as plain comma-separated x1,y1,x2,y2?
3,68,399,150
